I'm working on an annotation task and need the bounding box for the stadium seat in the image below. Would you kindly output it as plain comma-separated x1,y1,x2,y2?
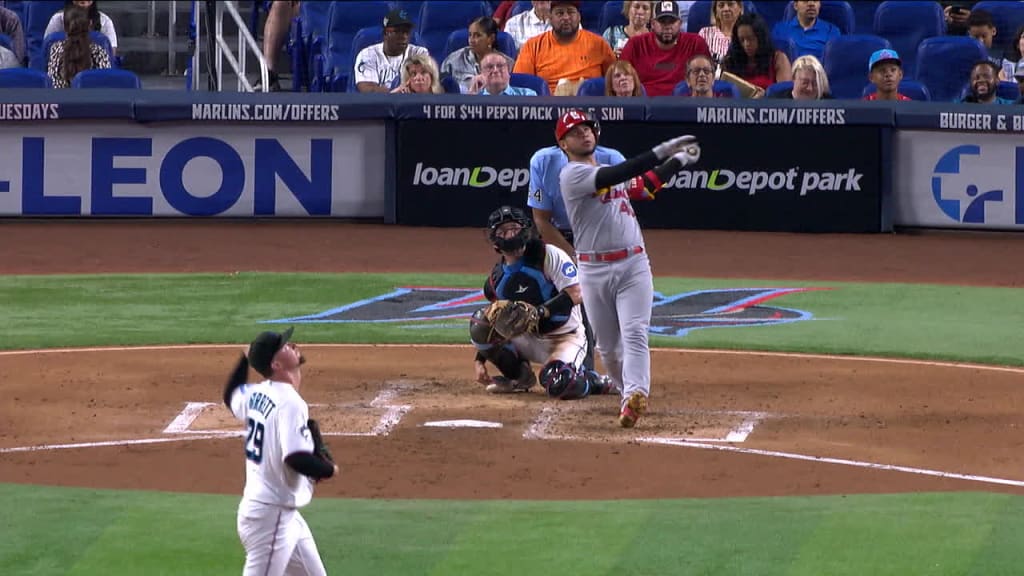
0,67,51,88
686,1,758,34
972,1,1024,55
577,76,606,96
600,1,627,34
417,1,491,58
851,1,882,34
71,68,141,89
24,0,62,70
783,0,855,35
916,36,987,102
509,72,549,95
338,26,425,92
39,32,115,71
772,35,797,62
765,80,793,97
672,79,741,98
507,1,533,19
579,0,606,33
822,34,891,99
318,2,393,91
443,29,518,61
861,79,931,101
752,0,790,30
441,75,461,93
873,1,945,80
289,0,338,90
3,1,27,26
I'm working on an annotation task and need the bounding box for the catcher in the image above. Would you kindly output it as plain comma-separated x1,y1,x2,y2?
471,206,618,399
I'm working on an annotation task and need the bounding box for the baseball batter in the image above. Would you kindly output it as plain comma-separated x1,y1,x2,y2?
470,205,617,399
223,327,337,575
555,109,701,427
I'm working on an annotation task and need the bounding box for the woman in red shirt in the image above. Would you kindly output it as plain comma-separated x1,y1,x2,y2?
721,13,790,91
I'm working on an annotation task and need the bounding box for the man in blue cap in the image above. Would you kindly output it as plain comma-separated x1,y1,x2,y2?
863,48,911,101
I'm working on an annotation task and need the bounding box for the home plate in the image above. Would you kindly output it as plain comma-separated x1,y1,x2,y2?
422,419,503,429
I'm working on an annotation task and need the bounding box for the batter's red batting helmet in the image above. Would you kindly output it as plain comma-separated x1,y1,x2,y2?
555,109,600,141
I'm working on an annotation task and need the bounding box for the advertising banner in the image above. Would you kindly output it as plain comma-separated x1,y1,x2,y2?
894,131,1024,230
0,122,386,217
396,120,884,232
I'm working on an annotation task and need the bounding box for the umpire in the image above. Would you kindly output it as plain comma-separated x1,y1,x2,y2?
527,140,626,371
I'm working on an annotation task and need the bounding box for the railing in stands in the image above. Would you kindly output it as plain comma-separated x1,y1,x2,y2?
189,0,268,92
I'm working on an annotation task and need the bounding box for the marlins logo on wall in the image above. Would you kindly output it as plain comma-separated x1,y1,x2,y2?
264,287,818,337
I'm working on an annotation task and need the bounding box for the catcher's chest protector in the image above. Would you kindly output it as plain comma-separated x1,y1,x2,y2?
485,241,566,334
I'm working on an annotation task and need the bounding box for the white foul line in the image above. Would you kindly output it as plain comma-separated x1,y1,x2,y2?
0,434,234,454
162,402,215,433
369,387,411,436
642,438,1024,488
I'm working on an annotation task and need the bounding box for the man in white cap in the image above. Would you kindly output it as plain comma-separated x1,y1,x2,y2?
863,48,911,101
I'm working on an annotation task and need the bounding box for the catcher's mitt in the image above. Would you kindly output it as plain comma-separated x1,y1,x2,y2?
307,418,334,464
485,300,541,339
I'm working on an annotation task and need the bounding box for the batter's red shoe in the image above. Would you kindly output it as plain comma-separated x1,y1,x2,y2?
619,392,647,428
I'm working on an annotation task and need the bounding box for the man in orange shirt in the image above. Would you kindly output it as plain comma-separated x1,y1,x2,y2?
513,0,615,94
621,1,711,97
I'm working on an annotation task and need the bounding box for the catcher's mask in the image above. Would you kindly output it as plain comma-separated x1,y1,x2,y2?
555,109,600,141
487,205,535,253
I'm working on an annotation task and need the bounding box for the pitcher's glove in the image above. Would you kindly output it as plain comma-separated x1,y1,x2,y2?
485,300,541,340
307,418,334,464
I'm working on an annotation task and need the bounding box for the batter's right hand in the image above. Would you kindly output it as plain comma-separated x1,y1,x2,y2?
671,142,701,166
653,135,699,160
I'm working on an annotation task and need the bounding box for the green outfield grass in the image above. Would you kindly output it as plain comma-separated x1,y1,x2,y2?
1,272,1023,575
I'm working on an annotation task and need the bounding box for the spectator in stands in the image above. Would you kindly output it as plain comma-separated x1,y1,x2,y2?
771,0,839,60
505,1,552,49
513,0,614,95
45,1,117,56
46,5,110,88
723,13,791,90
683,54,720,97
354,9,429,94
604,59,644,96
698,0,743,64
476,51,537,95
621,1,710,96
1014,61,1024,101
442,17,514,94
967,9,1003,73
603,1,653,58
941,1,978,36
392,53,443,94
769,54,830,99
0,4,25,66
959,60,1016,104
252,0,298,91
863,49,910,101
1000,25,1024,81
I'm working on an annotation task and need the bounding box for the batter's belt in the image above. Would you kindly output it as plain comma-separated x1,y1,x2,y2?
577,245,644,263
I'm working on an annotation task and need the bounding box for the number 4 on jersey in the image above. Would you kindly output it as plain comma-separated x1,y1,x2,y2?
245,418,265,463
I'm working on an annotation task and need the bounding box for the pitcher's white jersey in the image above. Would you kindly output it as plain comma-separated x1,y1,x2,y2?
230,381,315,508
558,162,646,254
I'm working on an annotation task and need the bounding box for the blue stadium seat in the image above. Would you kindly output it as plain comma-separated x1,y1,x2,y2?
851,1,882,34
915,36,987,102
507,1,533,19
577,76,606,96
441,74,461,93
972,1,1024,55
686,1,758,34
772,35,797,62
672,79,741,98
765,80,793,97
0,66,51,88
319,2,393,90
39,32,115,71
289,0,335,90
861,79,931,101
822,34,891,99
3,1,27,26
873,1,945,80
71,68,141,89
24,0,62,70
509,72,549,95
752,0,790,30
338,26,425,92
578,0,607,33
783,0,855,35
417,1,491,58
443,28,518,61
600,1,626,34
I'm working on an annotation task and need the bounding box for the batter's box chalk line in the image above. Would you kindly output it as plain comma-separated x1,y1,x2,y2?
162,385,413,438
524,405,768,443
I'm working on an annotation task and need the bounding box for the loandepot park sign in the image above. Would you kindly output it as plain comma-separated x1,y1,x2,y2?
263,286,818,337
